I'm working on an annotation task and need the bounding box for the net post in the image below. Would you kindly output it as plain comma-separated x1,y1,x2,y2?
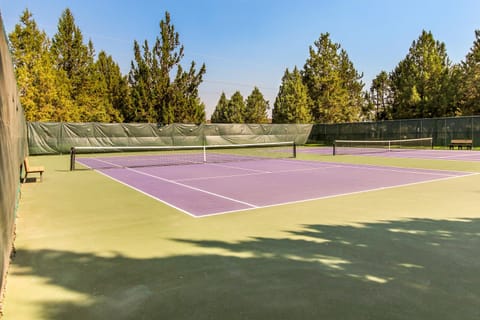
333,141,336,156
203,144,207,163
69,147,76,171
293,142,296,158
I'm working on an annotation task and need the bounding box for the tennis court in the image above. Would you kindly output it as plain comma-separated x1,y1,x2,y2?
76,155,472,217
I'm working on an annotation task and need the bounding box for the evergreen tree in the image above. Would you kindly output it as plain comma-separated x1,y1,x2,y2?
244,87,269,123
51,8,117,122
369,70,393,120
338,49,365,121
169,62,206,123
129,40,158,122
272,67,312,123
390,30,453,119
51,9,89,99
361,92,376,121
96,51,129,122
9,9,73,121
302,33,364,123
225,91,246,123
210,92,229,123
129,12,206,124
155,11,183,124
456,30,480,115
75,40,114,122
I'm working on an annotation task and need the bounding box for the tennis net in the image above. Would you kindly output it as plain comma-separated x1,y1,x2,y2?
333,137,433,155
70,141,296,170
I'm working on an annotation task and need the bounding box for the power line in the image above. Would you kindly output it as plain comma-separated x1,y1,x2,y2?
203,79,277,91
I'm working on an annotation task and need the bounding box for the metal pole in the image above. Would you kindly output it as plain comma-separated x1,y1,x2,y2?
70,147,75,171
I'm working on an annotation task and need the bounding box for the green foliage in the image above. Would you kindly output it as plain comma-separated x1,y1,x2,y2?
9,9,74,121
302,33,364,123
389,30,453,119
10,9,205,124
369,71,393,120
170,62,207,124
128,40,159,122
51,9,85,78
49,9,126,122
456,30,480,115
225,91,246,123
272,67,312,123
128,12,206,124
75,40,114,122
210,92,229,123
212,88,269,124
244,87,269,123
95,52,128,122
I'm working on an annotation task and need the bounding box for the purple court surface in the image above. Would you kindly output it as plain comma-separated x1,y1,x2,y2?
76,156,473,217
300,146,480,161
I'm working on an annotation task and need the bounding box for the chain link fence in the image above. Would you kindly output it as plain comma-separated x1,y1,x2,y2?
308,116,480,147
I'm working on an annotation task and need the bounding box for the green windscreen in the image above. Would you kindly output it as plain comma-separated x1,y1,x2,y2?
0,13,28,311
27,122,313,155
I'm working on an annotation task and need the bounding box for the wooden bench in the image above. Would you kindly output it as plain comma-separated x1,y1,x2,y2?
23,157,45,182
449,139,473,150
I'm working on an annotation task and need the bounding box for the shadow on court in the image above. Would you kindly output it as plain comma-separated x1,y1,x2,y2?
11,218,480,320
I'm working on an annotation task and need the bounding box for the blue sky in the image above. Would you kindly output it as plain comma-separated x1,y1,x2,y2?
2,0,480,118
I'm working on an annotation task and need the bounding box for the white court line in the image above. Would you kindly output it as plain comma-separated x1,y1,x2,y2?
125,168,257,208
77,158,259,215
75,159,199,217
175,164,343,182
87,158,124,168
436,153,480,160
330,163,466,177
362,150,480,161
94,169,198,217
208,162,273,174
126,167,259,209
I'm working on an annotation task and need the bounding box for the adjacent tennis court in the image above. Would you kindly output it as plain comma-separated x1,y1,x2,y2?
75,154,472,217
300,145,480,161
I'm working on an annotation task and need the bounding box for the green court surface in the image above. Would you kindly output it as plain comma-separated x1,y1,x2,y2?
3,153,480,319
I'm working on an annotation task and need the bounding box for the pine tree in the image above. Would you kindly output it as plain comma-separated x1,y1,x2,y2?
129,40,158,122
50,8,117,122
272,67,312,123
225,91,246,123
339,49,365,121
390,30,453,119
302,33,364,123
456,30,480,115
9,9,73,121
369,71,393,120
169,62,206,123
244,87,269,123
96,51,129,122
210,92,229,123
75,40,114,122
129,11,206,124
51,9,89,99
